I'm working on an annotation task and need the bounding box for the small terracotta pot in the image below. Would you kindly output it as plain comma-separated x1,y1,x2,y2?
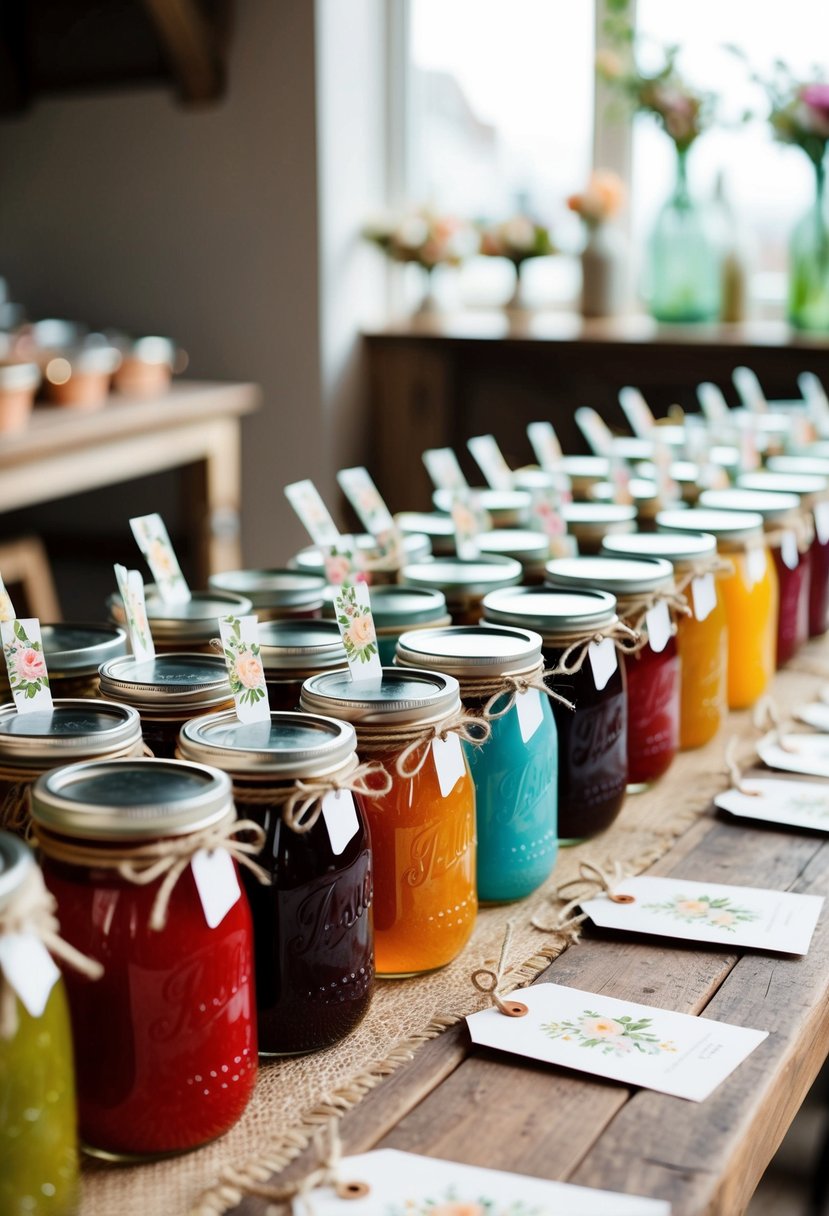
113,338,177,398
0,362,40,433
43,345,121,410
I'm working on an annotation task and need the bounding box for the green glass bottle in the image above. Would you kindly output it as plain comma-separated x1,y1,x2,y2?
788,158,829,332
645,147,722,323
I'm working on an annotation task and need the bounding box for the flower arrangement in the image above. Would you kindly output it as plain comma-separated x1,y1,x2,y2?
363,208,477,269
543,1010,677,1058
751,63,829,168
479,216,555,266
597,45,713,152
567,170,626,229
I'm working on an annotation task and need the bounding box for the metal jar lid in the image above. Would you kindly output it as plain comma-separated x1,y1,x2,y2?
767,455,829,478
562,502,638,536
179,710,357,777
396,624,542,679
369,585,449,629
432,487,532,520
736,471,829,500
0,832,35,913
699,487,801,524
31,758,233,841
602,531,717,566
478,528,550,566
300,667,461,728
546,554,673,596
394,511,456,547
98,653,232,712
558,455,610,481
208,568,327,610
292,531,431,572
788,440,829,460
38,622,128,676
400,555,523,600
129,336,177,366
107,587,253,643
258,620,346,673
482,586,618,637
0,699,142,767
511,468,571,493
590,478,664,505
656,507,765,544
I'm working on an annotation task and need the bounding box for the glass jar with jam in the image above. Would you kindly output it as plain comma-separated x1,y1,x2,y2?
395,511,457,557
0,834,79,1215
602,531,727,751
0,623,127,702
432,487,531,528
478,529,551,584
178,710,374,1055
300,668,477,977
482,587,628,844
107,587,252,654
699,488,807,668
400,555,522,626
292,532,431,586
657,507,776,710
369,585,451,664
0,700,143,836
557,456,609,500
395,624,558,903
545,556,680,788
258,620,347,711
208,568,327,622
561,502,637,554
589,479,686,531
97,653,233,758
32,757,258,1159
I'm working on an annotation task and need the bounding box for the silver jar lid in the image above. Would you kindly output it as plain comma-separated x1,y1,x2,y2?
698,487,801,523
511,468,571,493
369,585,449,628
602,531,717,566
767,455,829,478
396,624,542,679
482,586,618,636
108,587,253,643
208,568,327,610
562,502,638,536
179,710,357,777
0,699,142,767
432,487,532,520
98,653,231,711
401,555,522,600
31,758,233,841
301,667,461,728
558,455,610,481
292,530,432,573
38,622,128,675
545,555,674,596
394,511,456,545
656,507,765,543
258,619,346,672
0,832,35,912
736,471,829,500
478,529,550,566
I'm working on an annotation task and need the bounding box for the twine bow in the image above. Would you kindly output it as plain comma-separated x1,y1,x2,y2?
470,921,528,1017
615,587,692,639
478,667,574,719
0,865,103,1039
278,762,393,833
549,620,640,677
673,554,734,599
357,708,491,779
531,860,633,932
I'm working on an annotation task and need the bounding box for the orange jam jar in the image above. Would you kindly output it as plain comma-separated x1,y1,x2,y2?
300,667,477,977
602,531,727,750
400,555,522,626
658,507,776,711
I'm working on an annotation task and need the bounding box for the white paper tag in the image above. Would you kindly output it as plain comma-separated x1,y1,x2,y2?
1,618,53,713
129,513,191,604
799,370,829,432
422,447,469,492
114,563,155,663
575,406,613,456
284,479,341,547
797,701,829,732
781,530,800,571
618,386,655,437
321,789,360,856
588,636,618,691
745,546,767,587
332,579,382,684
450,490,490,560
815,501,829,546
0,933,61,1019
516,688,545,743
190,849,242,929
733,365,768,414
0,574,15,623
716,777,829,831
218,614,269,722
432,733,466,798
645,601,671,654
526,420,562,470
697,381,730,423
757,730,829,779
466,434,514,490
337,467,405,567
691,573,717,622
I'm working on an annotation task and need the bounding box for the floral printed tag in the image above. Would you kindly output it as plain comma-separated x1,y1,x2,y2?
114,564,155,663
526,420,563,471
575,406,613,456
450,491,490,560
337,467,405,567
422,447,469,492
333,580,381,684
799,371,829,433
733,365,768,414
618,386,656,437
737,421,761,473
0,575,15,623
716,777,829,831
324,537,369,587
284,479,342,548
466,434,514,490
130,513,191,605
609,455,633,505
0,618,52,713
528,489,577,558
697,381,730,424
218,615,269,722
0,934,61,1019
467,982,767,1102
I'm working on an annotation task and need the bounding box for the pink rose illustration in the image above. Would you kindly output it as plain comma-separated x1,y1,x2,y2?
235,650,263,690
325,555,351,585
346,614,375,651
15,647,46,683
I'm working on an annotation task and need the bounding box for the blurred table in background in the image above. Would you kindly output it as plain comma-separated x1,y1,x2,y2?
365,312,829,511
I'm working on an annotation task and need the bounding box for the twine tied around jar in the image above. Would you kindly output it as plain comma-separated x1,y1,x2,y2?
459,661,574,719
471,920,529,1018
764,513,815,556
614,586,691,646
548,619,640,677
531,860,634,933
357,708,491,779
672,554,735,600
34,816,270,932
225,760,394,834
0,864,103,1039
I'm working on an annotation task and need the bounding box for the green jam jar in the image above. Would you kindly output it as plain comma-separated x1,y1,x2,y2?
0,833,79,1215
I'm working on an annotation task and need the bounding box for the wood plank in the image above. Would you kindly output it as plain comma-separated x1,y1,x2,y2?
142,0,224,103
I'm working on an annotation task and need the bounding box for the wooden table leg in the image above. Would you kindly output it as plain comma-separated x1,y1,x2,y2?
181,417,244,583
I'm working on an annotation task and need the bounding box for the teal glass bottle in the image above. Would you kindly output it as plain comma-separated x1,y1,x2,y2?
788,159,829,332
645,148,722,323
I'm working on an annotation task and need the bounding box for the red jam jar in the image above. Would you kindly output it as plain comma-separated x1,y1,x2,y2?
400,555,522,625
107,587,252,654
31,757,257,1160
700,487,809,667
546,555,680,788
482,586,627,843
258,620,347,711
178,710,373,1056
208,568,327,622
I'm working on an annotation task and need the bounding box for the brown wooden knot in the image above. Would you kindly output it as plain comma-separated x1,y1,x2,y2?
336,1180,371,1200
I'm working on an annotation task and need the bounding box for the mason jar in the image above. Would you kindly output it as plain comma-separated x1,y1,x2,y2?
208,568,327,622
400,555,522,626
107,586,252,653
258,620,347,711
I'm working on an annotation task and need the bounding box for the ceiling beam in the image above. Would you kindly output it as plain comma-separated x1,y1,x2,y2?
141,0,223,104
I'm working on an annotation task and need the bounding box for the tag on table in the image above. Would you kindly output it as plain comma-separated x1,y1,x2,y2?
1,619,52,713
114,564,155,663
814,502,829,546
716,778,829,831
575,406,613,456
432,733,466,798
757,730,829,779
516,688,545,743
527,420,563,470
466,982,767,1103
451,490,490,560
691,573,717,622
218,614,269,723
422,446,469,492
733,366,768,414
618,386,656,437
588,637,617,691
780,530,800,571
799,371,829,434
0,933,61,1019
321,789,360,856
466,434,514,490
645,601,671,654
337,467,405,567
293,1147,671,1216
0,575,15,623
581,874,822,956
190,849,242,929
332,579,381,684
697,381,730,423
797,701,829,732
130,513,191,605
743,546,767,588
284,479,342,548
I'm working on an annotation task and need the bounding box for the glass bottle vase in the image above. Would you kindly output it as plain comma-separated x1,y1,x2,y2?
645,148,722,324
788,160,829,332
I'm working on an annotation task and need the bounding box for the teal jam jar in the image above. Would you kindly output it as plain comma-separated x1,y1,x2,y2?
369,585,451,664
395,624,558,903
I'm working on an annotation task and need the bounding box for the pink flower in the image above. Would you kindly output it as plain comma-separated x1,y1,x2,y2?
325,555,352,585
15,647,46,682
799,84,829,137
234,650,263,690
345,614,375,651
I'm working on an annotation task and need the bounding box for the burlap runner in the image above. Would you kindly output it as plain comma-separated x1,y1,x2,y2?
79,642,829,1216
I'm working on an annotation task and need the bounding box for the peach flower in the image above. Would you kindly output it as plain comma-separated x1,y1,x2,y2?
325,555,352,586
235,650,263,690
580,1016,625,1038
431,1206,484,1216
346,614,375,651
15,647,46,683
675,899,709,918
707,910,735,927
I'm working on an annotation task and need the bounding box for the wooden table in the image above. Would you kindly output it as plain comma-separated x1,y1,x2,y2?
0,380,260,581
230,654,829,1216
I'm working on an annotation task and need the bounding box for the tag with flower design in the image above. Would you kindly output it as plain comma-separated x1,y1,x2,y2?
466,434,514,490
337,467,405,566
575,406,613,456
1,618,52,713
716,776,829,831
324,537,370,587
114,564,155,663
526,420,562,471
218,615,269,723
284,479,342,548
609,455,633,506
528,488,577,559
450,491,491,560
0,575,15,624
422,447,469,492
619,386,656,438
130,513,191,605
332,581,381,684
